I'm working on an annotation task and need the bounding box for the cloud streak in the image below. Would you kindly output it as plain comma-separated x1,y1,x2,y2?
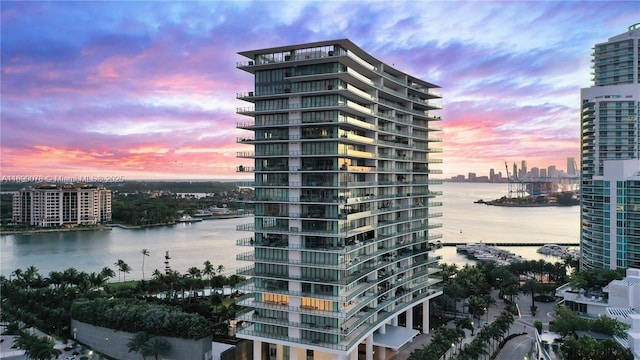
1,1,637,179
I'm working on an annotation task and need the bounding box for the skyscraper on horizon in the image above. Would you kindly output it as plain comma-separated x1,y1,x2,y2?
234,39,443,359
580,24,640,270
567,157,577,176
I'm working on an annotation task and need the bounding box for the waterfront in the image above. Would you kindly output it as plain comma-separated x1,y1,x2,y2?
0,182,579,278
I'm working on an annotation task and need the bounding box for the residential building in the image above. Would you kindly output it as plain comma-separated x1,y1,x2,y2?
12,183,112,227
234,39,443,360
556,268,640,358
580,23,640,270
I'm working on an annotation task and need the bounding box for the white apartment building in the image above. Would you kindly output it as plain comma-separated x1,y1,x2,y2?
234,39,443,360
12,183,112,227
556,268,640,358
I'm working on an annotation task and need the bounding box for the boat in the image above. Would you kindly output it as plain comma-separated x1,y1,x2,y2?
176,215,203,223
193,209,213,217
537,244,566,256
456,243,525,265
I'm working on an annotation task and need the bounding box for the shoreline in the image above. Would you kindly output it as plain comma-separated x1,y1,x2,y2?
478,202,578,207
1,215,253,235
0,225,112,235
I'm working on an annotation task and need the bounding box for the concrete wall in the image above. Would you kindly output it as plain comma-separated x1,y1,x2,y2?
607,280,630,308
71,319,212,360
220,340,252,360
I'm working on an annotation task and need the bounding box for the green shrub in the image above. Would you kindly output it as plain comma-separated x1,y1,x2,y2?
534,321,543,334
71,298,211,339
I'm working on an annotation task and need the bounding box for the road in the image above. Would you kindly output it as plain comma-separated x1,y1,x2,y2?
494,333,533,360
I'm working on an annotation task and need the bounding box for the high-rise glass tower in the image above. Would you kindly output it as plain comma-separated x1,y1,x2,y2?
580,24,640,270
234,39,443,360
567,157,577,176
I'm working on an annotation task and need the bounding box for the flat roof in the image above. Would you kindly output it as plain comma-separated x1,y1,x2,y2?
372,325,420,350
238,39,439,89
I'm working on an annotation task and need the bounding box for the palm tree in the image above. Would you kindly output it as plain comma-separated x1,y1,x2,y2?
521,278,538,315
88,272,108,288
23,265,39,289
152,269,163,279
62,268,80,287
466,295,488,323
114,260,132,282
121,262,132,282
11,268,24,286
100,266,116,282
216,264,225,275
115,259,125,282
13,331,61,360
202,260,214,286
141,249,150,280
143,337,171,360
30,336,61,360
127,331,150,360
13,330,36,357
47,271,64,289
187,267,202,302
459,339,488,360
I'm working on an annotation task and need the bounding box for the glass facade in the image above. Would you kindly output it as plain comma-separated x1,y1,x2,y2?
580,25,640,270
235,40,443,358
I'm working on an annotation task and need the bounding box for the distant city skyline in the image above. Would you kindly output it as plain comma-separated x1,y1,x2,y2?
1,2,637,179
450,158,579,181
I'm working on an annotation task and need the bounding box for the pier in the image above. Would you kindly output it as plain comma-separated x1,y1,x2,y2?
442,242,579,247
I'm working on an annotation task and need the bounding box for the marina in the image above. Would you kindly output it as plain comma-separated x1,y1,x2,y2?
442,242,579,247
537,243,580,260
456,243,526,266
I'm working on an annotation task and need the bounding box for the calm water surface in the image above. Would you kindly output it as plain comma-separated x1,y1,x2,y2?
0,183,579,278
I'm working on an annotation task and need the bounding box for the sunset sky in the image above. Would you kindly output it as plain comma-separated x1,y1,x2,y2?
1,1,637,181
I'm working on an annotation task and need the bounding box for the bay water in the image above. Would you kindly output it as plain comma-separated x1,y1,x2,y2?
0,182,579,278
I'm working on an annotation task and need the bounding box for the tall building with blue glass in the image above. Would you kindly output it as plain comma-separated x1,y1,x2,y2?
580,24,640,270
234,39,443,359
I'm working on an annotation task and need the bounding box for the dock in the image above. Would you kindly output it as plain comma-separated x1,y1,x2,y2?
441,242,579,247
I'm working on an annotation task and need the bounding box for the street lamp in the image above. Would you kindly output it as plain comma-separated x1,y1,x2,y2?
471,321,474,335
449,343,455,359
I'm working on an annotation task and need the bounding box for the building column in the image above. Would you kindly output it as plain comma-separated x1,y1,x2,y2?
379,324,386,334
253,340,262,360
350,348,358,360
289,346,304,360
423,300,430,334
366,334,374,360
406,306,413,330
377,345,386,360
392,316,398,326
276,344,284,360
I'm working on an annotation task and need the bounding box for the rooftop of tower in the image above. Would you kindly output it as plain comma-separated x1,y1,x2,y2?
238,38,440,89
